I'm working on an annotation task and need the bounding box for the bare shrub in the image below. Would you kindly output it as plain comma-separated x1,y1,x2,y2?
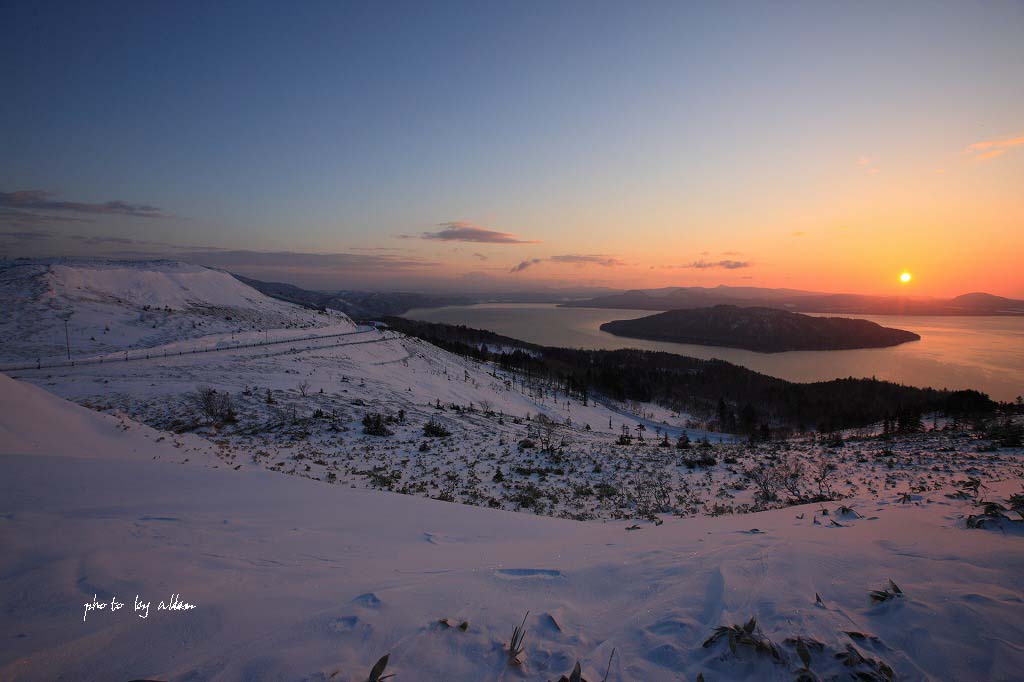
626,472,674,520
193,387,236,424
534,413,560,452
778,456,806,500
747,455,838,506
811,460,838,501
745,460,783,505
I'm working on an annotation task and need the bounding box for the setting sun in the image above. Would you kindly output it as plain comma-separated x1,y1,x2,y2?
900,272,912,283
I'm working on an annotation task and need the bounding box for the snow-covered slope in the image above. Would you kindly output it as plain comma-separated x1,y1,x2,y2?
0,373,215,463
0,259,354,363
9,317,743,520
1,375,1022,681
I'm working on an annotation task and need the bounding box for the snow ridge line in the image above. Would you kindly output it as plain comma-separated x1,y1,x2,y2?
0,327,377,372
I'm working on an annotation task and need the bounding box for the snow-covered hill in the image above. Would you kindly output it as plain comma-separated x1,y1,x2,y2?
2,373,1023,681
4,258,740,523
8,308,745,520
0,259,354,363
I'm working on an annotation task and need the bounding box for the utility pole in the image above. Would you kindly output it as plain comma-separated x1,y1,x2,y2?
58,311,73,360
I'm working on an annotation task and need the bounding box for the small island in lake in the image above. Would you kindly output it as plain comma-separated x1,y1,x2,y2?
600,305,921,352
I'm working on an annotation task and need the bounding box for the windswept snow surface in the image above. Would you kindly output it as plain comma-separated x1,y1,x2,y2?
1,374,1023,681
0,259,354,364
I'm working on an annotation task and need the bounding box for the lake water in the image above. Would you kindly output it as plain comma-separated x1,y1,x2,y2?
405,303,1024,402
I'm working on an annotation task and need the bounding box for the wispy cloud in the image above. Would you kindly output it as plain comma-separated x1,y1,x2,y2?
413,221,540,244
85,247,444,290
509,254,625,273
548,254,624,267
170,249,438,272
0,207,95,227
683,259,752,270
510,258,543,273
472,252,488,261
964,134,1024,162
72,234,224,251
0,223,438,275
0,190,168,218
857,156,880,174
69,235,139,246
0,229,52,241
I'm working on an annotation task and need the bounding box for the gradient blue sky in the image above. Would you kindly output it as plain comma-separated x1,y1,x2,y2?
2,1,1022,294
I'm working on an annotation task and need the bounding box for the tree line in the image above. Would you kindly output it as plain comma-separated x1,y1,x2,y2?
384,317,997,436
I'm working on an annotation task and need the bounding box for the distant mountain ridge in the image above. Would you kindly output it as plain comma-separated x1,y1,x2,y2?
233,274,616,319
229,275,1024,317
232,275,473,318
563,285,1024,315
600,305,921,352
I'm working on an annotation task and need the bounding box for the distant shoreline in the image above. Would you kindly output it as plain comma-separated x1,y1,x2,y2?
559,289,1024,317
562,301,1024,316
